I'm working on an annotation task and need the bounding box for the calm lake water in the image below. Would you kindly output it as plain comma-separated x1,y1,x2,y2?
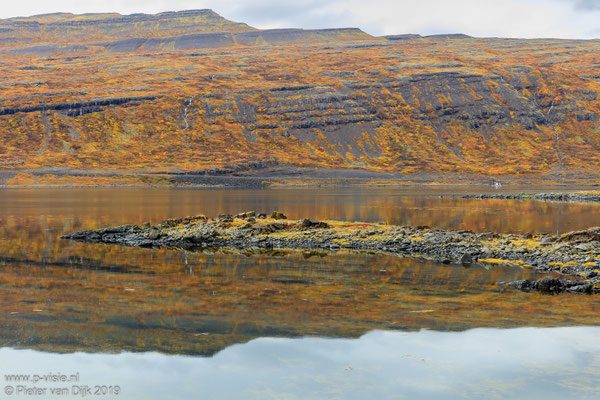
1,187,600,399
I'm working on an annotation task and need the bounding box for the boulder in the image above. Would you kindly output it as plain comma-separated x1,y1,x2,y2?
560,227,600,243
460,252,473,265
533,277,565,293
300,218,329,229
235,211,256,219
271,211,287,220
218,214,233,222
268,222,288,231
147,229,161,240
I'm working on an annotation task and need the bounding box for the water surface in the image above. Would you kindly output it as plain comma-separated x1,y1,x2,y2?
1,187,599,397
2,328,599,400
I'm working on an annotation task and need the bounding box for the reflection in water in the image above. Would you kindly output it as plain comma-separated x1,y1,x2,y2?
2,245,563,355
1,188,600,356
2,327,599,400
2,186,600,234
2,187,600,396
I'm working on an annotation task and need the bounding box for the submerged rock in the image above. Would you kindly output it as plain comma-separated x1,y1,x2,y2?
62,230,101,242
502,277,599,294
533,277,566,293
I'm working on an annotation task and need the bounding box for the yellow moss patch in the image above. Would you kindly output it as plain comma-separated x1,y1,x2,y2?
324,220,370,228
269,232,295,238
479,258,512,264
510,239,542,250
332,238,352,245
230,218,250,227
582,262,597,267
564,261,578,267
368,235,387,241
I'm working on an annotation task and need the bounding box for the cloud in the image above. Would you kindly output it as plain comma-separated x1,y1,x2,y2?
571,0,600,9
203,0,600,38
246,0,595,38
223,0,332,28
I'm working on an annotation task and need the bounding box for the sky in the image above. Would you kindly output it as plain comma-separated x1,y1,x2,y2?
2,0,600,39
4,328,600,398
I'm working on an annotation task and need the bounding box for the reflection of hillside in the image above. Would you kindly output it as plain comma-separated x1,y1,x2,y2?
2,209,600,355
2,188,600,355
4,187,600,234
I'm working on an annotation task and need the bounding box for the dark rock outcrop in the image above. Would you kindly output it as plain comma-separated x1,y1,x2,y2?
502,277,596,294
0,96,159,117
301,219,329,229
271,211,287,220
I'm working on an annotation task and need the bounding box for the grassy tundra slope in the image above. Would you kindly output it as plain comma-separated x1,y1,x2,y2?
1,10,600,184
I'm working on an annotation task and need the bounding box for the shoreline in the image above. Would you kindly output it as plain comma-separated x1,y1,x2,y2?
2,182,600,190
463,192,600,203
2,184,597,189
61,212,600,294
2,167,600,188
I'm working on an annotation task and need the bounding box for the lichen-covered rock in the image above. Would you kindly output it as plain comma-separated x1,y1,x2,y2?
271,211,287,220
218,214,233,222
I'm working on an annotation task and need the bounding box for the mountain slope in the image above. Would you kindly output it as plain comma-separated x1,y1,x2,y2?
0,9,256,48
1,10,600,182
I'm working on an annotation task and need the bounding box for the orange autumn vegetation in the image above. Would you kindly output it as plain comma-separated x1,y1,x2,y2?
0,11,600,180
5,172,174,186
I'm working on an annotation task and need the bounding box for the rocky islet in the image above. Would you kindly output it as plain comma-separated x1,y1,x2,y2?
61,211,600,295
463,191,600,202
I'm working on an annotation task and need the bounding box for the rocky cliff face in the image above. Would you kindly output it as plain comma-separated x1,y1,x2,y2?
97,28,373,54
1,11,600,179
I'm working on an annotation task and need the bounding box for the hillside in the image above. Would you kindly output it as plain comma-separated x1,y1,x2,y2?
2,10,600,184
0,10,255,46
